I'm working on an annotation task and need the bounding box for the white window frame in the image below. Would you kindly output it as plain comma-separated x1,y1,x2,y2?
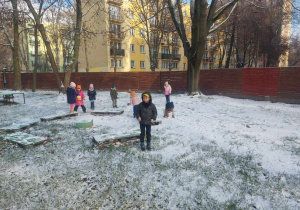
140,61,145,69
140,45,145,53
183,63,186,69
172,62,178,69
130,44,135,52
130,27,135,36
139,29,145,38
131,60,135,68
129,10,134,19
162,62,169,69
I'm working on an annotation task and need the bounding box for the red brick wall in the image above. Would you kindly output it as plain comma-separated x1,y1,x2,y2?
199,69,243,95
242,68,280,97
278,67,300,98
1,68,300,102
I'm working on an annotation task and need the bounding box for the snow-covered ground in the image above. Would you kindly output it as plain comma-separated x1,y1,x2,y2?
0,90,300,209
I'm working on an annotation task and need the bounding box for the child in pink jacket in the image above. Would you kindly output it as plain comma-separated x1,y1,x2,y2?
164,81,172,103
74,85,87,113
128,91,140,118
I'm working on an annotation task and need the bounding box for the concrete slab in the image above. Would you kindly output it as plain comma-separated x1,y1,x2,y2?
93,129,140,145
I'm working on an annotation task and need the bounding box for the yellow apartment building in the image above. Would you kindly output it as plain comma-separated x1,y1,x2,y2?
78,0,232,72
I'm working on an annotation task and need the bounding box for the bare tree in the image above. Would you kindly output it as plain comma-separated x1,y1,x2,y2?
167,0,238,94
289,34,300,66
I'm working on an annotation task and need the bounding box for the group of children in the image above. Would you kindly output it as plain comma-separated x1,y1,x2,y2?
66,81,173,151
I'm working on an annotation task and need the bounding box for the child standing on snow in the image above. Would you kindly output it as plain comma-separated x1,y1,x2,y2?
87,84,96,110
164,81,172,103
128,91,140,118
137,91,157,151
66,82,79,113
74,85,86,113
110,84,118,108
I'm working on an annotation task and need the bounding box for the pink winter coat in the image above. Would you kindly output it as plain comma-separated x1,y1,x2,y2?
75,90,85,105
129,95,140,106
164,84,172,95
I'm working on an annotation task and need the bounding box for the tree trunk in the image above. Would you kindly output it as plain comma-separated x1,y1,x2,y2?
187,61,200,94
225,25,236,68
63,0,82,93
32,25,38,92
84,34,89,72
12,0,22,90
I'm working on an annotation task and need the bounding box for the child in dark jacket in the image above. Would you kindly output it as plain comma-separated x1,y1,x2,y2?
137,91,157,151
87,84,96,110
110,84,118,108
66,82,79,113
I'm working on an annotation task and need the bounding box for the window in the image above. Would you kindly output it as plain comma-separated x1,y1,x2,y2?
203,63,208,69
111,59,123,68
110,42,122,49
139,29,145,37
130,44,135,52
161,48,169,54
205,43,208,51
172,63,178,69
131,60,135,68
140,45,145,53
184,11,187,17
139,14,144,22
162,62,169,69
151,61,158,68
184,24,187,31
140,61,145,68
129,10,134,19
172,49,178,55
183,63,186,69
109,5,121,20
209,64,214,69
130,27,135,36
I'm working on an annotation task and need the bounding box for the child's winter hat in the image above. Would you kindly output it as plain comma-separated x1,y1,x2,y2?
130,91,135,96
70,82,76,88
77,85,81,90
111,84,116,88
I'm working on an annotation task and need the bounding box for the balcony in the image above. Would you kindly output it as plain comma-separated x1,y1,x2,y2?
161,53,181,61
108,0,123,5
109,13,123,23
110,31,124,40
110,49,125,57
172,41,181,48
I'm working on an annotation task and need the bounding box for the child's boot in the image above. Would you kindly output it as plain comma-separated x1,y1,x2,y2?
146,141,151,150
140,142,145,151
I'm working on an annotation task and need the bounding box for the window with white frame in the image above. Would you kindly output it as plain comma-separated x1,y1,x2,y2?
130,44,135,52
161,48,169,54
140,61,145,68
131,60,135,68
172,62,178,69
172,49,178,55
139,29,145,37
162,62,169,69
209,63,214,69
184,11,187,17
183,63,186,69
203,63,208,69
140,45,145,53
130,27,135,36
111,59,123,68
109,5,121,20
139,14,144,22
110,42,122,49
129,10,134,19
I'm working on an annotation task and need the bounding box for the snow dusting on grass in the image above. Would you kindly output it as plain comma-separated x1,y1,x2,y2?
0,90,300,209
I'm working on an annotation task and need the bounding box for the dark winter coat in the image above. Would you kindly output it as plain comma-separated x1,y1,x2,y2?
110,88,117,100
66,87,78,104
137,91,157,125
87,89,96,100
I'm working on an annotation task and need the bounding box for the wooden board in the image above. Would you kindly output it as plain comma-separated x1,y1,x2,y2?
76,120,93,128
91,109,124,116
0,121,39,132
93,129,140,145
2,132,48,146
41,113,78,122
152,120,162,126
